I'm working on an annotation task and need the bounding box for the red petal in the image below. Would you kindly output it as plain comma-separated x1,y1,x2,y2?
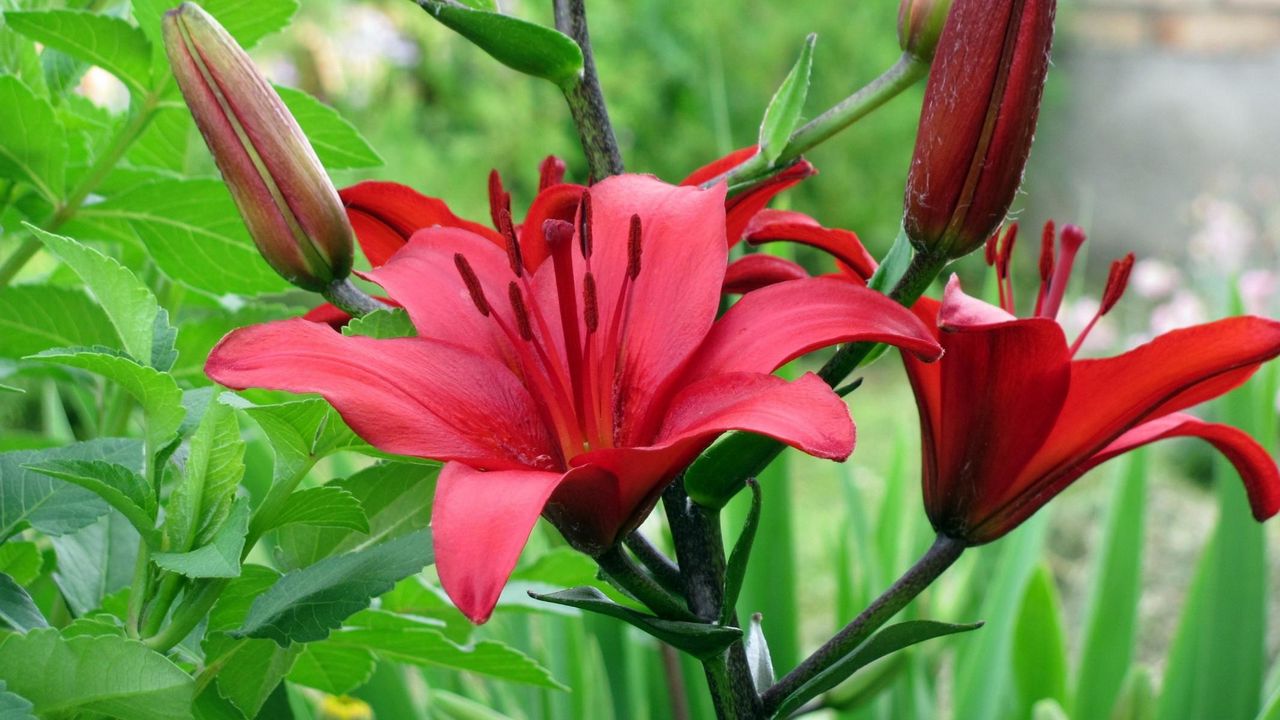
1020,316,1280,486
722,254,809,294
680,146,759,186
679,277,942,386
745,209,878,280
902,297,944,514
205,318,556,469
302,302,351,328
340,181,503,266
516,183,584,271
434,463,567,623
723,161,815,247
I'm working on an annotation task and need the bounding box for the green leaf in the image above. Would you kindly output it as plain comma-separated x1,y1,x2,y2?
531,587,742,661
342,307,416,339
125,106,193,172
0,286,120,360
771,619,984,718
4,11,151,95
268,486,369,533
0,572,48,631
414,0,583,87
0,14,48,98
153,497,248,578
758,33,815,165
868,226,914,294
1032,699,1070,720
25,459,157,543
133,0,297,51
80,179,291,296
0,681,36,720
0,542,43,586
0,628,193,720
329,609,565,690
25,226,164,367
235,396,364,484
1075,453,1147,720
721,478,761,625
0,438,141,539
275,85,382,170
164,396,244,552
288,642,377,695
203,566,302,716
1013,564,1068,717
172,305,295,385
274,461,438,570
50,509,140,615
1113,666,1157,720
237,528,434,644
28,348,183,447
0,75,65,200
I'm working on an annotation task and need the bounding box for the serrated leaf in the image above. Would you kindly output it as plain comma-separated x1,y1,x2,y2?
235,396,364,484
329,609,564,690
164,396,244,551
531,587,742,661
0,15,48,98
26,225,163,366
0,572,48,631
25,459,157,543
5,10,152,95
268,486,368,533
0,542,42,586
415,0,583,87
80,178,291,296
0,438,141,539
275,85,381,170
153,497,248,577
287,642,377,695
236,528,433,644
274,462,438,570
771,619,984,718
50,509,140,615
125,105,193,172
203,566,301,716
342,307,416,339
0,628,193,720
758,34,815,165
28,348,183,447
0,286,119,359
0,75,65,200
0,680,36,720
133,0,297,51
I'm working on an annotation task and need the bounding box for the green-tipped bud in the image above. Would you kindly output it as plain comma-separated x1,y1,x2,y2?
898,0,953,62
163,2,353,291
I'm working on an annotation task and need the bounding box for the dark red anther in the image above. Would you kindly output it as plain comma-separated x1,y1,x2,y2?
454,253,490,317
578,191,594,260
1038,221,1056,283
498,209,523,277
508,281,534,340
984,231,1000,266
1100,253,1135,315
487,169,511,231
583,272,599,333
544,219,575,249
627,214,643,280
539,155,567,192
996,223,1019,280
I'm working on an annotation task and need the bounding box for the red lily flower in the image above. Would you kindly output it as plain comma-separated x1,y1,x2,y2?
206,175,943,622
903,222,1280,543
720,209,880,294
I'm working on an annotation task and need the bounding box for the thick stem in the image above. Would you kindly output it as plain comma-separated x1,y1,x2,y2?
596,546,694,621
663,478,763,719
555,0,624,179
144,578,226,652
124,545,151,638
321,277,391,317
624,530,683,594
760,535,965,715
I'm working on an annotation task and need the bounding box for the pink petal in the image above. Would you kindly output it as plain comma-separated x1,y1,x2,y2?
722,254,809,294
434,463,567,623
678,277,942,386
938,275,1017,328
340,181,503,266
205,318,556,469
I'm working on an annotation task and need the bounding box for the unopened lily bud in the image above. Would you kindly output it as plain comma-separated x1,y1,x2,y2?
898,0,953,61
902,0,1057,260
164,2,353,291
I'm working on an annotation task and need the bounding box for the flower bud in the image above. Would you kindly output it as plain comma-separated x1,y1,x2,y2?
898,0,953,62
164,2,353,291
902,0,1057,260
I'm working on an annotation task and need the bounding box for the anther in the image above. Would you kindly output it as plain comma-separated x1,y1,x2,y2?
578,191,594,259
539,156,566,192
627,214,643,280
1038,221,1056,284
508,282,534,340
984,231,1000,266
454,253,490,317
996,223,1018,280
544,219,575,249
1099,253,1135,316
583,272,599,333
498,209,523,277
487,169,511,230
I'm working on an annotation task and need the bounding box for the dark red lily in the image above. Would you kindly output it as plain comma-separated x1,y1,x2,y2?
903,222,1280,543
207,175,942,623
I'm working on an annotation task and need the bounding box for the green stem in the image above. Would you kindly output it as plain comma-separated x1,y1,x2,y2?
705,53,928,192
0,93,160,286
624,531,683,595
320,277,390,318
760,535,965,715
596,546,695,621
144,578,226,653
555,0,624,178
124,545,151,638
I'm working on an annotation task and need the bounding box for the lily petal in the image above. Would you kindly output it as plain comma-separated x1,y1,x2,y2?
434,462,567,623
679,277,942,386
340,181,503,266
516,183,584,271
745,209,878,280
206,318,556,469
722,254,809,294
681,146,758,186
938,275,1017,328
722,161,815,247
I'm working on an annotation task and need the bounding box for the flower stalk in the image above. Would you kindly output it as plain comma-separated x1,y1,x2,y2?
554,0,624,179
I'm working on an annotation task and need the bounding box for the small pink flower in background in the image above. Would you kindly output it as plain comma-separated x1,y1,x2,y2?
1189,196,1257,273
1150,290,1209,336
1130,258,1180,300
1240,270,1278,316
